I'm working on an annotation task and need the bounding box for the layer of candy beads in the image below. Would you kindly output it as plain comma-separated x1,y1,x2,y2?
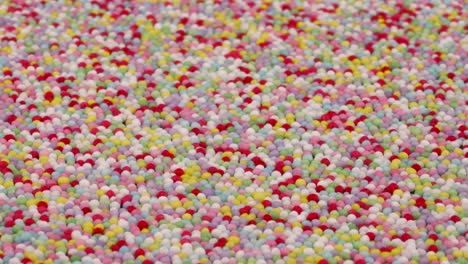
0,0,467,263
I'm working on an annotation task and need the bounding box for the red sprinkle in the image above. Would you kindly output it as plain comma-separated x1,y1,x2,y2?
137,220,149,230
44,91,55,102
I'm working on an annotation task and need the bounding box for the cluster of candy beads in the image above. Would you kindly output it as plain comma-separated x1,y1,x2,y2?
0,0,467,263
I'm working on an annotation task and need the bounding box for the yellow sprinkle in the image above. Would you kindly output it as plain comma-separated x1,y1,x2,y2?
109,217,118,225
406,167,417,175
134,175,145,184
250,192,266,201
226,236,240,248
295,179,306,187
335,244,344,251
291,221,302,228
96,189,105,197
57,176,69,185
220,205,231,214
170,200,182,209
83,222,94,234
285,76,295,84
390,160,400,169
427,252,437,261
313,95,323,103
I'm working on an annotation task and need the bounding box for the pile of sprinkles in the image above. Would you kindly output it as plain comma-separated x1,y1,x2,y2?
0,0,467,263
